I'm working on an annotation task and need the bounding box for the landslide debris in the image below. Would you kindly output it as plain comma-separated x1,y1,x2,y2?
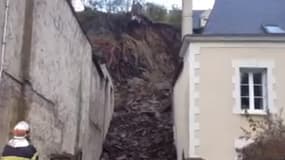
78,11,181,160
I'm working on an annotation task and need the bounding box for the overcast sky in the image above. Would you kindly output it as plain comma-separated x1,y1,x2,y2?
147,0,215,10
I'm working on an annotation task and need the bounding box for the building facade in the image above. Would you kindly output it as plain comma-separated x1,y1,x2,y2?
174,0,285,159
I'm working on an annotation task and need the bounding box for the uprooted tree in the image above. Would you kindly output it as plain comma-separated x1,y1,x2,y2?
86,0,145,13
238,109,285,160
85,0,182,28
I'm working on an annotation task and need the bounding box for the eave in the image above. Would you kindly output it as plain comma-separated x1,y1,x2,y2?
179,34,285,58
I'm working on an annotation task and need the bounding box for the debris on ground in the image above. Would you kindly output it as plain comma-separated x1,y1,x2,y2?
78,11,181,160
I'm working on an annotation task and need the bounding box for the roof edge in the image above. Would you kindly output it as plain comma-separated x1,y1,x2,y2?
184,34,285,43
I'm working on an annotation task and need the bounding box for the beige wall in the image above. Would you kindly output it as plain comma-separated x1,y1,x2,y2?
193,42,285,160
0,1,114,160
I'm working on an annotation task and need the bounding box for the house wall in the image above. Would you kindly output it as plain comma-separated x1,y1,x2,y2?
189,42,285,160
1,0,26,81
0,0,27,150
173,51,190,160
0,1,114,160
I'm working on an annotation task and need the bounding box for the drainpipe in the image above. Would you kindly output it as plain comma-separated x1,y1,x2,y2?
0,0,10,81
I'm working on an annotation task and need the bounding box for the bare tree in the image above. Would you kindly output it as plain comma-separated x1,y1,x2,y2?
87,0,144,13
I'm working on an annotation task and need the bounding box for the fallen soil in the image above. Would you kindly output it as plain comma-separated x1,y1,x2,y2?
78,10,181,160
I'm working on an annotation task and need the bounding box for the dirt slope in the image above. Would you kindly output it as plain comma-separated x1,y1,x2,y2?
78,11,181,160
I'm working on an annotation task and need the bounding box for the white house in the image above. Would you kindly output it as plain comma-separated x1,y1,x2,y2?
173,0,285,159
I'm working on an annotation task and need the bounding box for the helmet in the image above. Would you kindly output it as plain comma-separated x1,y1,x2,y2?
13,121,30,138
14,121,29,131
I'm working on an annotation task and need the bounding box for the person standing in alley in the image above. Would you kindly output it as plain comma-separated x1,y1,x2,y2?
1,121,38,160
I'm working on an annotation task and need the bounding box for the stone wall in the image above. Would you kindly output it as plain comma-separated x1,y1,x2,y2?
0,1,114,160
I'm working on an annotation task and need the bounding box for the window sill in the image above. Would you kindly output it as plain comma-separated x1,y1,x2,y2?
233,109,267,115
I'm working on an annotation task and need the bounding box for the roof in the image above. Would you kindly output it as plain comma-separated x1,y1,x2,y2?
203,0,285,35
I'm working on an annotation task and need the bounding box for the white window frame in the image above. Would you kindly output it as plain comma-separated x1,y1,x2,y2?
240,68,267,113
232,60,276,115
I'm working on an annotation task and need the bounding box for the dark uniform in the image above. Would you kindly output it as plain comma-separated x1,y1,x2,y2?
1,144,38,160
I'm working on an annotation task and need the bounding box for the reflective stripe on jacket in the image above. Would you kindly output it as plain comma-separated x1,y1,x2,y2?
1,145,38,160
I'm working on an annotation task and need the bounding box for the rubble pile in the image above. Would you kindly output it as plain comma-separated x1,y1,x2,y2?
78,11,181,160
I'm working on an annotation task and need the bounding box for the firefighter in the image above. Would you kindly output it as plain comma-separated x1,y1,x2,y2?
1,121,38,160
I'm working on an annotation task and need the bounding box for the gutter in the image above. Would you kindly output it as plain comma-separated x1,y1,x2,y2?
179,35,191,57
0,0,9,81
178,33,285,58
183,34,285,43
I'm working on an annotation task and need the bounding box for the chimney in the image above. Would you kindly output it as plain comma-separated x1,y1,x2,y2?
182,0,193,37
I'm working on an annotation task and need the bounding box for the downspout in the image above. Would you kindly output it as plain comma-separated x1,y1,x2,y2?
0,0,9,81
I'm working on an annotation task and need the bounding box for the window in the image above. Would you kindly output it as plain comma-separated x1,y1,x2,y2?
200,18,207,28
263,25,285,34
232,60,276,115
240,68,267,113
